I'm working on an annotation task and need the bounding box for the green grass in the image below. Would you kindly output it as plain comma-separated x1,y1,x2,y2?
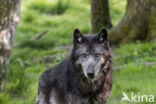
0,0,156,104
109,42,156,104
110,0,126,25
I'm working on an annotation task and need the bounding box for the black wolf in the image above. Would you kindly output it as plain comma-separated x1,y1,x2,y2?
35,29,113,104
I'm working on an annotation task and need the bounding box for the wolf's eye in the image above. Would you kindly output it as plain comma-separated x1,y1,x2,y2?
81,54,87,57
95,53,101,57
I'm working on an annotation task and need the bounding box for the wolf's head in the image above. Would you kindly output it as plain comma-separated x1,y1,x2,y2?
71,29,110,80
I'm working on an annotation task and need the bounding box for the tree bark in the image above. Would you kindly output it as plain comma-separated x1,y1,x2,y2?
109,0,156,44
0,0,20,90
91,0,112,33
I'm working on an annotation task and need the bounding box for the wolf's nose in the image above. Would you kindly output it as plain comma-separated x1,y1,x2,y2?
87,73,94,78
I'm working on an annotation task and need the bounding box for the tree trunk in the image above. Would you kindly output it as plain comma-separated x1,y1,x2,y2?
91,0,112,33
109,0,156,44
0,0,20,90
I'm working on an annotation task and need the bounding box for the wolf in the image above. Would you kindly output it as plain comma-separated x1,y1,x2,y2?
35,29,113,104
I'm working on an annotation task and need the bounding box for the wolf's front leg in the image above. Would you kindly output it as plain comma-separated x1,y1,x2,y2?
35,92,48,104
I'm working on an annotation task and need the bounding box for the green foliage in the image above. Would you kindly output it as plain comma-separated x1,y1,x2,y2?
0,0,155,104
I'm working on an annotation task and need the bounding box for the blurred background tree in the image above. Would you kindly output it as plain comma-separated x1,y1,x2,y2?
91,0,156,44
0,0,20,90
91,0,112,33
109,0,156,44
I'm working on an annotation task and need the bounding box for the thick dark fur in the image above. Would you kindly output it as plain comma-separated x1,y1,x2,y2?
35,29,113,104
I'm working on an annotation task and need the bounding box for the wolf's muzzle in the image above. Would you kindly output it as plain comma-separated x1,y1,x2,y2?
87,67,95,79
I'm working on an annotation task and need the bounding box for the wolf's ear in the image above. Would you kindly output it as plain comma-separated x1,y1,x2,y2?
97,28,108,44
73,29,83,44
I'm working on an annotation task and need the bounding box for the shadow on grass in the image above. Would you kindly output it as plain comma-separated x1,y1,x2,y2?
19,40,56,49
29,0,70,15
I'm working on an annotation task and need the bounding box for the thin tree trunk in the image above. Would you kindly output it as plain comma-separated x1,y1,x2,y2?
109,0,156,44
0,0,20,90
91,0,112,33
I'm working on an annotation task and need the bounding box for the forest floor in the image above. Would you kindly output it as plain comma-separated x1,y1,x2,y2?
0,0,156,104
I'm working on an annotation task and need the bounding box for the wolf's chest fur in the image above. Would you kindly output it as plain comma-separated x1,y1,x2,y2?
37,90,104,104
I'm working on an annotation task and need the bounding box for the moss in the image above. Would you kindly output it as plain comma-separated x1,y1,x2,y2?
109,0,155,44
0,0,13,22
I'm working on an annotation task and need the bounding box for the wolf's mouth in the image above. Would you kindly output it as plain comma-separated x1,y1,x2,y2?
87,73,94,79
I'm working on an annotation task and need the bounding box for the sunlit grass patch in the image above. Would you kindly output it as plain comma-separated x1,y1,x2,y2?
110,0,127,25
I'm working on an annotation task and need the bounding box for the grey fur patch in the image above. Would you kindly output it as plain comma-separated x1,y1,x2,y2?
35,92,46,104
77,37,82,43
49,91,57,104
